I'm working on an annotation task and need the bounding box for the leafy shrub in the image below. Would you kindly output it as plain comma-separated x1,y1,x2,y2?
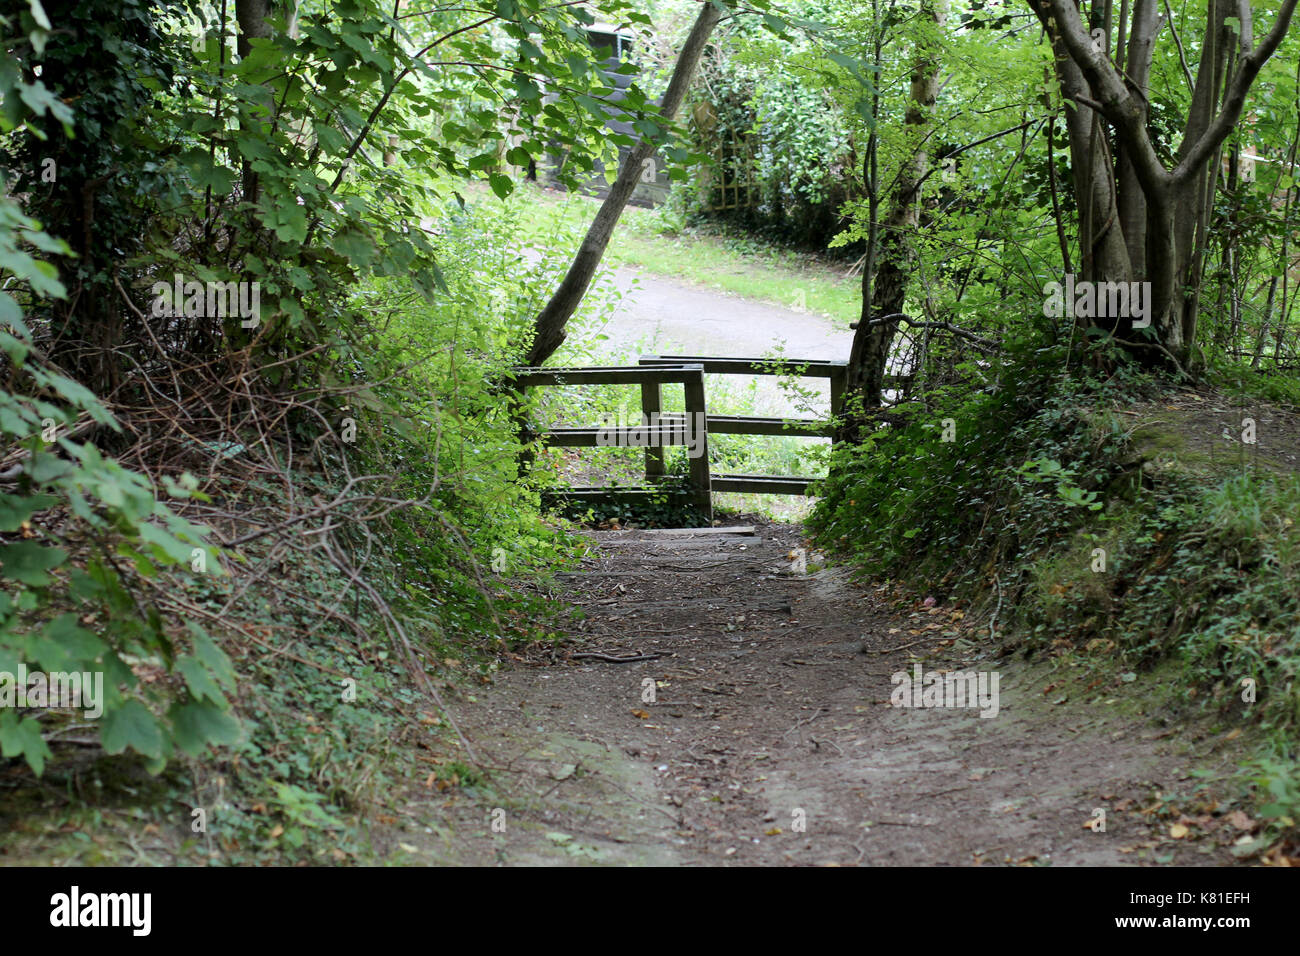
0,40,239,773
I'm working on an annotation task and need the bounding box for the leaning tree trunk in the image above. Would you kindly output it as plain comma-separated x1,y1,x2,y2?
845,0,946,410
523,1,722,367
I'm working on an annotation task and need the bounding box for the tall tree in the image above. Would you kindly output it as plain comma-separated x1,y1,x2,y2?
235,0,298,206
845,0,947,410
14,0,187,392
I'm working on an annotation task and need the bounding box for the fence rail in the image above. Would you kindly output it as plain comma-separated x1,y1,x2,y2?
512,355,847,522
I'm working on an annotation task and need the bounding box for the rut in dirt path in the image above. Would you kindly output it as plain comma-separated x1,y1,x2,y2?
426,523,1242,866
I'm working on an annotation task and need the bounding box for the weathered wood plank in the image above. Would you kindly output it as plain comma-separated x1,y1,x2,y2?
539,425,692,448
513,364,704,387
710,474,815,495
705,415,832,437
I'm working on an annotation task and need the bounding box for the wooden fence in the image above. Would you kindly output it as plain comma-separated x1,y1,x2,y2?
511,355,847,522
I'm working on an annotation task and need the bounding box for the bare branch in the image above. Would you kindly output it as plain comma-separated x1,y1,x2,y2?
1162,0,1197,93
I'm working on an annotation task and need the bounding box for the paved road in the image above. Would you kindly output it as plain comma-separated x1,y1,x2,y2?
586,267,855,416
598,267,853,359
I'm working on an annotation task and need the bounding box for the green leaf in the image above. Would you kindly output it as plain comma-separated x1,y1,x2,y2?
189,624,236,691
41,612,107,660
0,540,66,586
0,492,55,531
43,370,113,423
26,450,73,484
136,522,198,565
181,149,236,196
0,293,31,337
176,657,227,705
313,122,350,156
0,712,51,775
101,700,164,760
488,173,514,199
168,700,241,757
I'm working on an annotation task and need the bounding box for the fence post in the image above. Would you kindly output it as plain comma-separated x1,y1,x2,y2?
828,362,846,447
639,355,665,482
508,377,535,481
682,367,712,519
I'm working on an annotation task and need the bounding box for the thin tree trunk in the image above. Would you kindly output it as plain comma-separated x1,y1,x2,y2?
1034,2,1132,291
1116,0,1157,276
845,0,946,409
235,0,281,206
523,2,723,367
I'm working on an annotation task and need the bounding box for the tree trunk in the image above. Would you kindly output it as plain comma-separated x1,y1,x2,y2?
1033,0,1297,367
235,0,277,206
523,1,722,367
1034,2,1131,293
845,0,946,409
1116,0,1157,277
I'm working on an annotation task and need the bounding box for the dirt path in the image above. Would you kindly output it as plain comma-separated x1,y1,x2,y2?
404,523,1245,866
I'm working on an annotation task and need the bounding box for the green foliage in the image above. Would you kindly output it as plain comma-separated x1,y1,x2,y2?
0,2,240,776
681,8,855,248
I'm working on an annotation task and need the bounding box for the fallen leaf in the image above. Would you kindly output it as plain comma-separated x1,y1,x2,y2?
1170,823,1189,839
1226,810,1254,831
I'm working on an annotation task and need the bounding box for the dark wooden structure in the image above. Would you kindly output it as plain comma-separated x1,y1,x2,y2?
512,355,848,522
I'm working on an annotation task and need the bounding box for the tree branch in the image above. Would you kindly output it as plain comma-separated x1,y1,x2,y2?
1162,0,1196,93
1173,0,1298,183
849,312,999,350
1042,0,1172,197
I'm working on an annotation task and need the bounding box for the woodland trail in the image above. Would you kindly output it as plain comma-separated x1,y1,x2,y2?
409,523,1245,866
